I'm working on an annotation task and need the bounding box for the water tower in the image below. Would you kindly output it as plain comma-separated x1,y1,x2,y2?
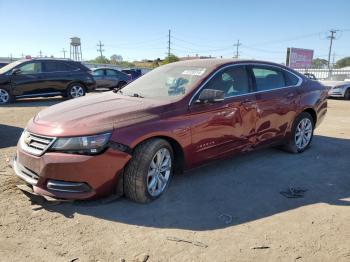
70,37,82,61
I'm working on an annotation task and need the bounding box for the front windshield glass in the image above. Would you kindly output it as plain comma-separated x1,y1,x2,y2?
120,63,209,100
0,60,23,74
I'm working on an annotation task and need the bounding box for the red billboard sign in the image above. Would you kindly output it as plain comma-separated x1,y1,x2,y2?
286,48,314,69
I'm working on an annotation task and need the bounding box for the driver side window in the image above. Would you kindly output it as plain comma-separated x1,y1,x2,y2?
203,66,250,98
18,62,42,74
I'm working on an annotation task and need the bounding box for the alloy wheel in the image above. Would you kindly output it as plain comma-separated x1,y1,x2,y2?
0,89,9,104
295,118,312,150
147,148,172,197
70,86,84,98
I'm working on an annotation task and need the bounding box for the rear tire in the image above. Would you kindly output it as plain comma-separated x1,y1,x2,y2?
66,83,86,99
283,112,314,153
124,139,174,203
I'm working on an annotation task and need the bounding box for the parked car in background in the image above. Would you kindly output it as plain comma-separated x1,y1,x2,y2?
0,58,95,104
12,59,328,203
320,74,350,99
0,62,9,68
92,68,130,90
121,68,142,80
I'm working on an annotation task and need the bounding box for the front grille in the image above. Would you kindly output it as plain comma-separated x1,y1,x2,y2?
20,131,56,156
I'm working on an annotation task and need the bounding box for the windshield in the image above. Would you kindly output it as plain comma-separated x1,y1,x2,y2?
120,64,208,100
0,60,24,74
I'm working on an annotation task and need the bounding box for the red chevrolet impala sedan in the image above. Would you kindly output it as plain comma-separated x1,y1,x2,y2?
12,59,328,203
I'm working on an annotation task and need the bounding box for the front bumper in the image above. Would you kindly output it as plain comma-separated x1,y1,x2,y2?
12,146,131,200
328,88,346,97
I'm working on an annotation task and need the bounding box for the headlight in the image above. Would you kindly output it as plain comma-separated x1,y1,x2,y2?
50,133,111,155
333,85,347,90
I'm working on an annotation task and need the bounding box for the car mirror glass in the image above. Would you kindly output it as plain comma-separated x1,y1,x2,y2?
195,89,224,104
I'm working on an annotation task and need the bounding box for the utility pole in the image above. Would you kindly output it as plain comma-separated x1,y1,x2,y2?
327,30,337,69
167,29,171,58
97,40,104,58
233,40,241,58
62,48,67,59
38,50,43,58
332,52,336,68
10,54,13,62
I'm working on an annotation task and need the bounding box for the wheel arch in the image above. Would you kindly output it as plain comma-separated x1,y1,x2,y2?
68,81,87,89
302,107,317,126
133,135,185,175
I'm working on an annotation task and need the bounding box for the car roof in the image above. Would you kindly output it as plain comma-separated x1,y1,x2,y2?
92,67,120,70
169,58,303,78
172,58,284,68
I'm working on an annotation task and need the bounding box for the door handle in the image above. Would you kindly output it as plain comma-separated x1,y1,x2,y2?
241,99,255,105
286,92,295,98
242,99,254,104
241,99,256,108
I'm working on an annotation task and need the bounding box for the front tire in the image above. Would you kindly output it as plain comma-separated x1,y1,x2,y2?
124,139,174,203
66,83,86,99
284,112,314,153
0,88,14,104
345,88,350,100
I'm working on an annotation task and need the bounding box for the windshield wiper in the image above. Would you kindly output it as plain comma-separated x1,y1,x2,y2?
131,93,144,98
113,88,123,94
114,89,144,98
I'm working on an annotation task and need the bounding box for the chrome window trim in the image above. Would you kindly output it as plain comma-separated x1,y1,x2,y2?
188,62,303,106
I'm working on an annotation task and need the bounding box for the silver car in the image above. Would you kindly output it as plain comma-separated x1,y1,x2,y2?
320,75,350,99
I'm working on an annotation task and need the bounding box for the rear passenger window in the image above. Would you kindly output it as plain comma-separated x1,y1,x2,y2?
252,67,285,91
43,61,74,72
284,71,300,86
106,69,121,76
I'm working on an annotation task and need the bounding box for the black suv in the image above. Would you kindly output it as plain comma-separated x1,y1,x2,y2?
0,58,96,104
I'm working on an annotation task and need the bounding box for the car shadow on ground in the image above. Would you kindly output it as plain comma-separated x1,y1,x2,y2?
22,135,350,231
0,124,23,149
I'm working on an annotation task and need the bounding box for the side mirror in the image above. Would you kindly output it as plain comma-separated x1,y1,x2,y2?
11,68,21,75
196,89,224,104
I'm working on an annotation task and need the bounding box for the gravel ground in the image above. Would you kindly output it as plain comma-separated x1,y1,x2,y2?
0,95,349,262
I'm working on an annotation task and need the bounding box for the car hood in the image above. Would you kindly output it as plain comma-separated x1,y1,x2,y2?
319,80,350,87
27,92,169,137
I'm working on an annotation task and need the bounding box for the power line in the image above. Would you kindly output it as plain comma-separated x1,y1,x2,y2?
327,29,338,68
233,40,241,58
61,48,67,58
167,29,171,57
97,40,105,58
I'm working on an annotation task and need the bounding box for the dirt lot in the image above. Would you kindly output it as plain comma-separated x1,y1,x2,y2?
0,95,350,262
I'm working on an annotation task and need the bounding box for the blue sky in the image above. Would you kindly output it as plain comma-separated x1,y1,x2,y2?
0,0,349,63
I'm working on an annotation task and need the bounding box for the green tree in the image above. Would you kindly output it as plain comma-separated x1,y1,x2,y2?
161,54,179,65
334,57,350,69
110,54,123,64
312,58,328,69
90,56,110,64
